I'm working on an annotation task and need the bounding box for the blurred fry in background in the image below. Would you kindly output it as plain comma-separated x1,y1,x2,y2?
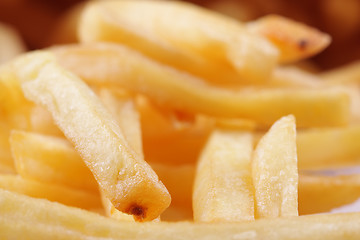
0,0,359,69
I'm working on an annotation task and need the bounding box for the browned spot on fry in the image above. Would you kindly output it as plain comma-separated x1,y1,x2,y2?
127,204,147,221
298,39,308,51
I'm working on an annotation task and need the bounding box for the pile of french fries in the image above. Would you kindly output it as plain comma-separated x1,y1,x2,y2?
2,0,360,238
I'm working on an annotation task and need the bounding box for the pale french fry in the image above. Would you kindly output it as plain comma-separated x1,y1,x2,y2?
297,125,360,169
51,43,351,128
193,130,254,222
299,174,360,215
10,130,99,193
320,60,360,85
78,0,278,85
252,115,298,218
0,218,89,240
12,51,171,221
247,15,331,63
97,88,143,158
2,189,360,239
97,88,145,221
0,174,101,210
0,22,26,64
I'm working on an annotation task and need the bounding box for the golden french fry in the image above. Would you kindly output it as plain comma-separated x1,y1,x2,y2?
2,189,360,239
10,130,99,193
252,115,298,218
0,217,90,240
247,15,331,63
299,174,360,215
51,43,351,128
297,125,360,169
12,51,171,221
0,174,101,210
193,130,254,222
78,0,278,85
0,22,26,64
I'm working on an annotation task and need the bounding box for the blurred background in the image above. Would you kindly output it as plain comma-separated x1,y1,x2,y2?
0,0,359,70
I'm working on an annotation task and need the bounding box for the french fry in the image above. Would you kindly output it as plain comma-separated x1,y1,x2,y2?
2,189,360,239
12,51,171,221
247,15,331,63
299,174,360,215
0,174,102,210
78,0,278,86
51,43,351,128
252,115,298,218
97,88,145,221
10,130,99,193
0,217,90,240
297,125,360,169
193,130,254,222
